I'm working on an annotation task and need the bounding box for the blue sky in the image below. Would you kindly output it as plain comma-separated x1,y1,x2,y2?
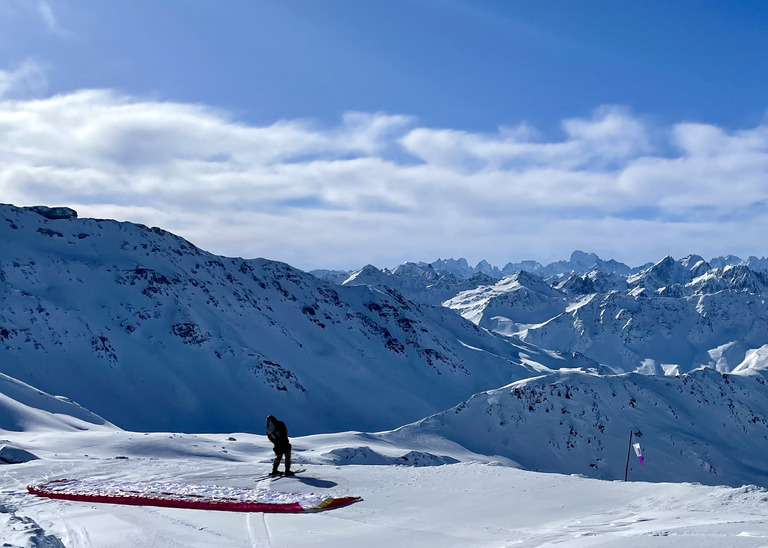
0,1,766,269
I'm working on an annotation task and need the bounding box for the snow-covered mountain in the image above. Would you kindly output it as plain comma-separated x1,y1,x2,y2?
391,365,767,487
340,262,497,306
326,251,767,376
429,251,644,280
1,203,594,434
710,254,768,272
334,251,647,308
434,254,767,375
331,250,762,288
519,258,766,374
2,202,765,492
443,270,568,335
311,251,643,285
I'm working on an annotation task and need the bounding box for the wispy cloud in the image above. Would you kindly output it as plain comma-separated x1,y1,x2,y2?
0,60,48,98
0,82,764,269
36,0,71,37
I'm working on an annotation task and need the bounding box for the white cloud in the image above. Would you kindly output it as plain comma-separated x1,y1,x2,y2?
561,105,652,162
0,86,765,269
399,106,652,171
0,60,48,98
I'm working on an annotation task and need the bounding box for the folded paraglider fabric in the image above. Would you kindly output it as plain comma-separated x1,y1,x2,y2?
28,478,360,513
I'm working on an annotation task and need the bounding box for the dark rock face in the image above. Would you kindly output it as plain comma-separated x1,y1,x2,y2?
23,206,78,220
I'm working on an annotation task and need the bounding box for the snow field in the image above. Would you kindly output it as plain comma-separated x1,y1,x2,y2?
0,430,766,547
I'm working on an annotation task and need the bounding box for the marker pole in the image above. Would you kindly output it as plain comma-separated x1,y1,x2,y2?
624,430,633,481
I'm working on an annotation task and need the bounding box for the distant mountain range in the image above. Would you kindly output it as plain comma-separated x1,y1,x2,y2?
322,253,767,375
311,250,767,284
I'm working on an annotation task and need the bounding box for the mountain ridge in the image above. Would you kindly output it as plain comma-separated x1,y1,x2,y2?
329,253,767,375
1,203,596,434
311,251,767,285
390,365,767,487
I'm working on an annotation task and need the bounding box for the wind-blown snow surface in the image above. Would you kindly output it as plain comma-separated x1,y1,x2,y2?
1,428,766,547
0,203,592,434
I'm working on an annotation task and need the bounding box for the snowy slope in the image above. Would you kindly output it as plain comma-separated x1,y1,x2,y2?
0,203,595,434
522,262,767,374
0,428,766,547
391,366,768,487
0,372,114,432
444,271,569,335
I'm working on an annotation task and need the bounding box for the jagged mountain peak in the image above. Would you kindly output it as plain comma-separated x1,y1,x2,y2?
429,258,473,279
504,269,560,294
442,248,765,374
657,254,677,267
391,262,439,280
467,271,496,284
342,263,384,284
745,256,768,272
433,257,470,268
554,269,628,296
474,259,500,276
719,264,768,293
501,259,544,276
569,250,600,267
628,255,684,288
711,254,743,266
680,253,706,267
320,247,765,376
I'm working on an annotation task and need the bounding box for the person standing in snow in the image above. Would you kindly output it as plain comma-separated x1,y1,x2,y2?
266,415,293,476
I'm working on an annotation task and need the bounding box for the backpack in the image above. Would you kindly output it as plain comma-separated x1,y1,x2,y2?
266,417,286,442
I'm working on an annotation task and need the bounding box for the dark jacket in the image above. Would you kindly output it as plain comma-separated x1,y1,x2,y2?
266,416,289,449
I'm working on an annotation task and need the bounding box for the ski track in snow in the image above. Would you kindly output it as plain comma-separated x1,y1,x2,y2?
246,512,272,548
